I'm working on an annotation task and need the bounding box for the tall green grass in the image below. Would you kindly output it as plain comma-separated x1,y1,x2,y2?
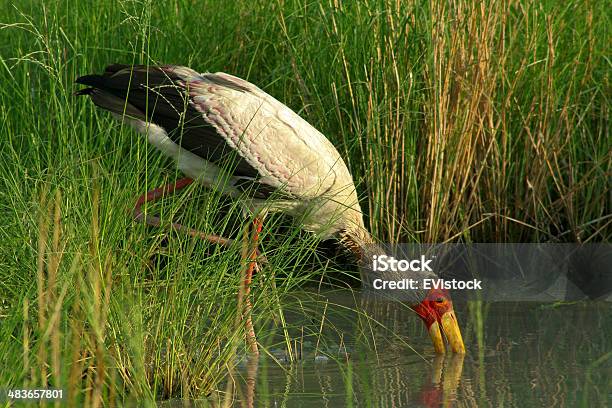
0,0,609,405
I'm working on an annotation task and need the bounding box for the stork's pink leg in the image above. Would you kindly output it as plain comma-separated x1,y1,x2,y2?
135,177,263,354
239,217,263,355
133,177,232,246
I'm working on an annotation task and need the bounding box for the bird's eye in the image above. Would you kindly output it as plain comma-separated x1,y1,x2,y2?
436,297,445,303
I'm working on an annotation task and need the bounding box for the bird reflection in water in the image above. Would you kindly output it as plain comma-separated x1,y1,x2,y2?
418,354,465,408
212,353,465,408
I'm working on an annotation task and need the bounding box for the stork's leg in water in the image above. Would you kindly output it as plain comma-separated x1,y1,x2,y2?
239,217,263,355
133,177,232,246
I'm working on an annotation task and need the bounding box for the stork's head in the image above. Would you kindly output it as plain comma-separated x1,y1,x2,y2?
336,225,466,354
412,288,465,353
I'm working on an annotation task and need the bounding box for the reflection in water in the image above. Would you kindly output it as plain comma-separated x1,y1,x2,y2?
419,355,464,408
226,354,465,408
174,290,610,407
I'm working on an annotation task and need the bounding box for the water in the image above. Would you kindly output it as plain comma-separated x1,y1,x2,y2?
217,290,611,407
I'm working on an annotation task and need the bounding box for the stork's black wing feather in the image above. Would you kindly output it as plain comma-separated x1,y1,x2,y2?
75,65,286,199
76,65,259,180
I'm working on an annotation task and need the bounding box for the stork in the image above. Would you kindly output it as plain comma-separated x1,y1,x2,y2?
76,64,465,355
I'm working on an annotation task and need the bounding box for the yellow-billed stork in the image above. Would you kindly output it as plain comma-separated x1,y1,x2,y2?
76,64,465,355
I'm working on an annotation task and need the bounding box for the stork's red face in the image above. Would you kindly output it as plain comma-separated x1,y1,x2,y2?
413,288,465,353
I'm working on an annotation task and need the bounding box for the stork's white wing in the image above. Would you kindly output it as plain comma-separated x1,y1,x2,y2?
189,72,351,199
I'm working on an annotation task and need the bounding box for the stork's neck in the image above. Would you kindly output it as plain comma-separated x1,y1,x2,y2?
338,226,386,264
340,226,436,306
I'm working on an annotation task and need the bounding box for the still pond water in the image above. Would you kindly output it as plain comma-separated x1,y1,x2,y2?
176,290,611,407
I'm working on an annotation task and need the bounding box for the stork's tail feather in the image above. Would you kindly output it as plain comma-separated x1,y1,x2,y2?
75,66,130,95
75,64,202,118
75,64,200,92
75,74,106,88
74,74,106,96
75,74,145,118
